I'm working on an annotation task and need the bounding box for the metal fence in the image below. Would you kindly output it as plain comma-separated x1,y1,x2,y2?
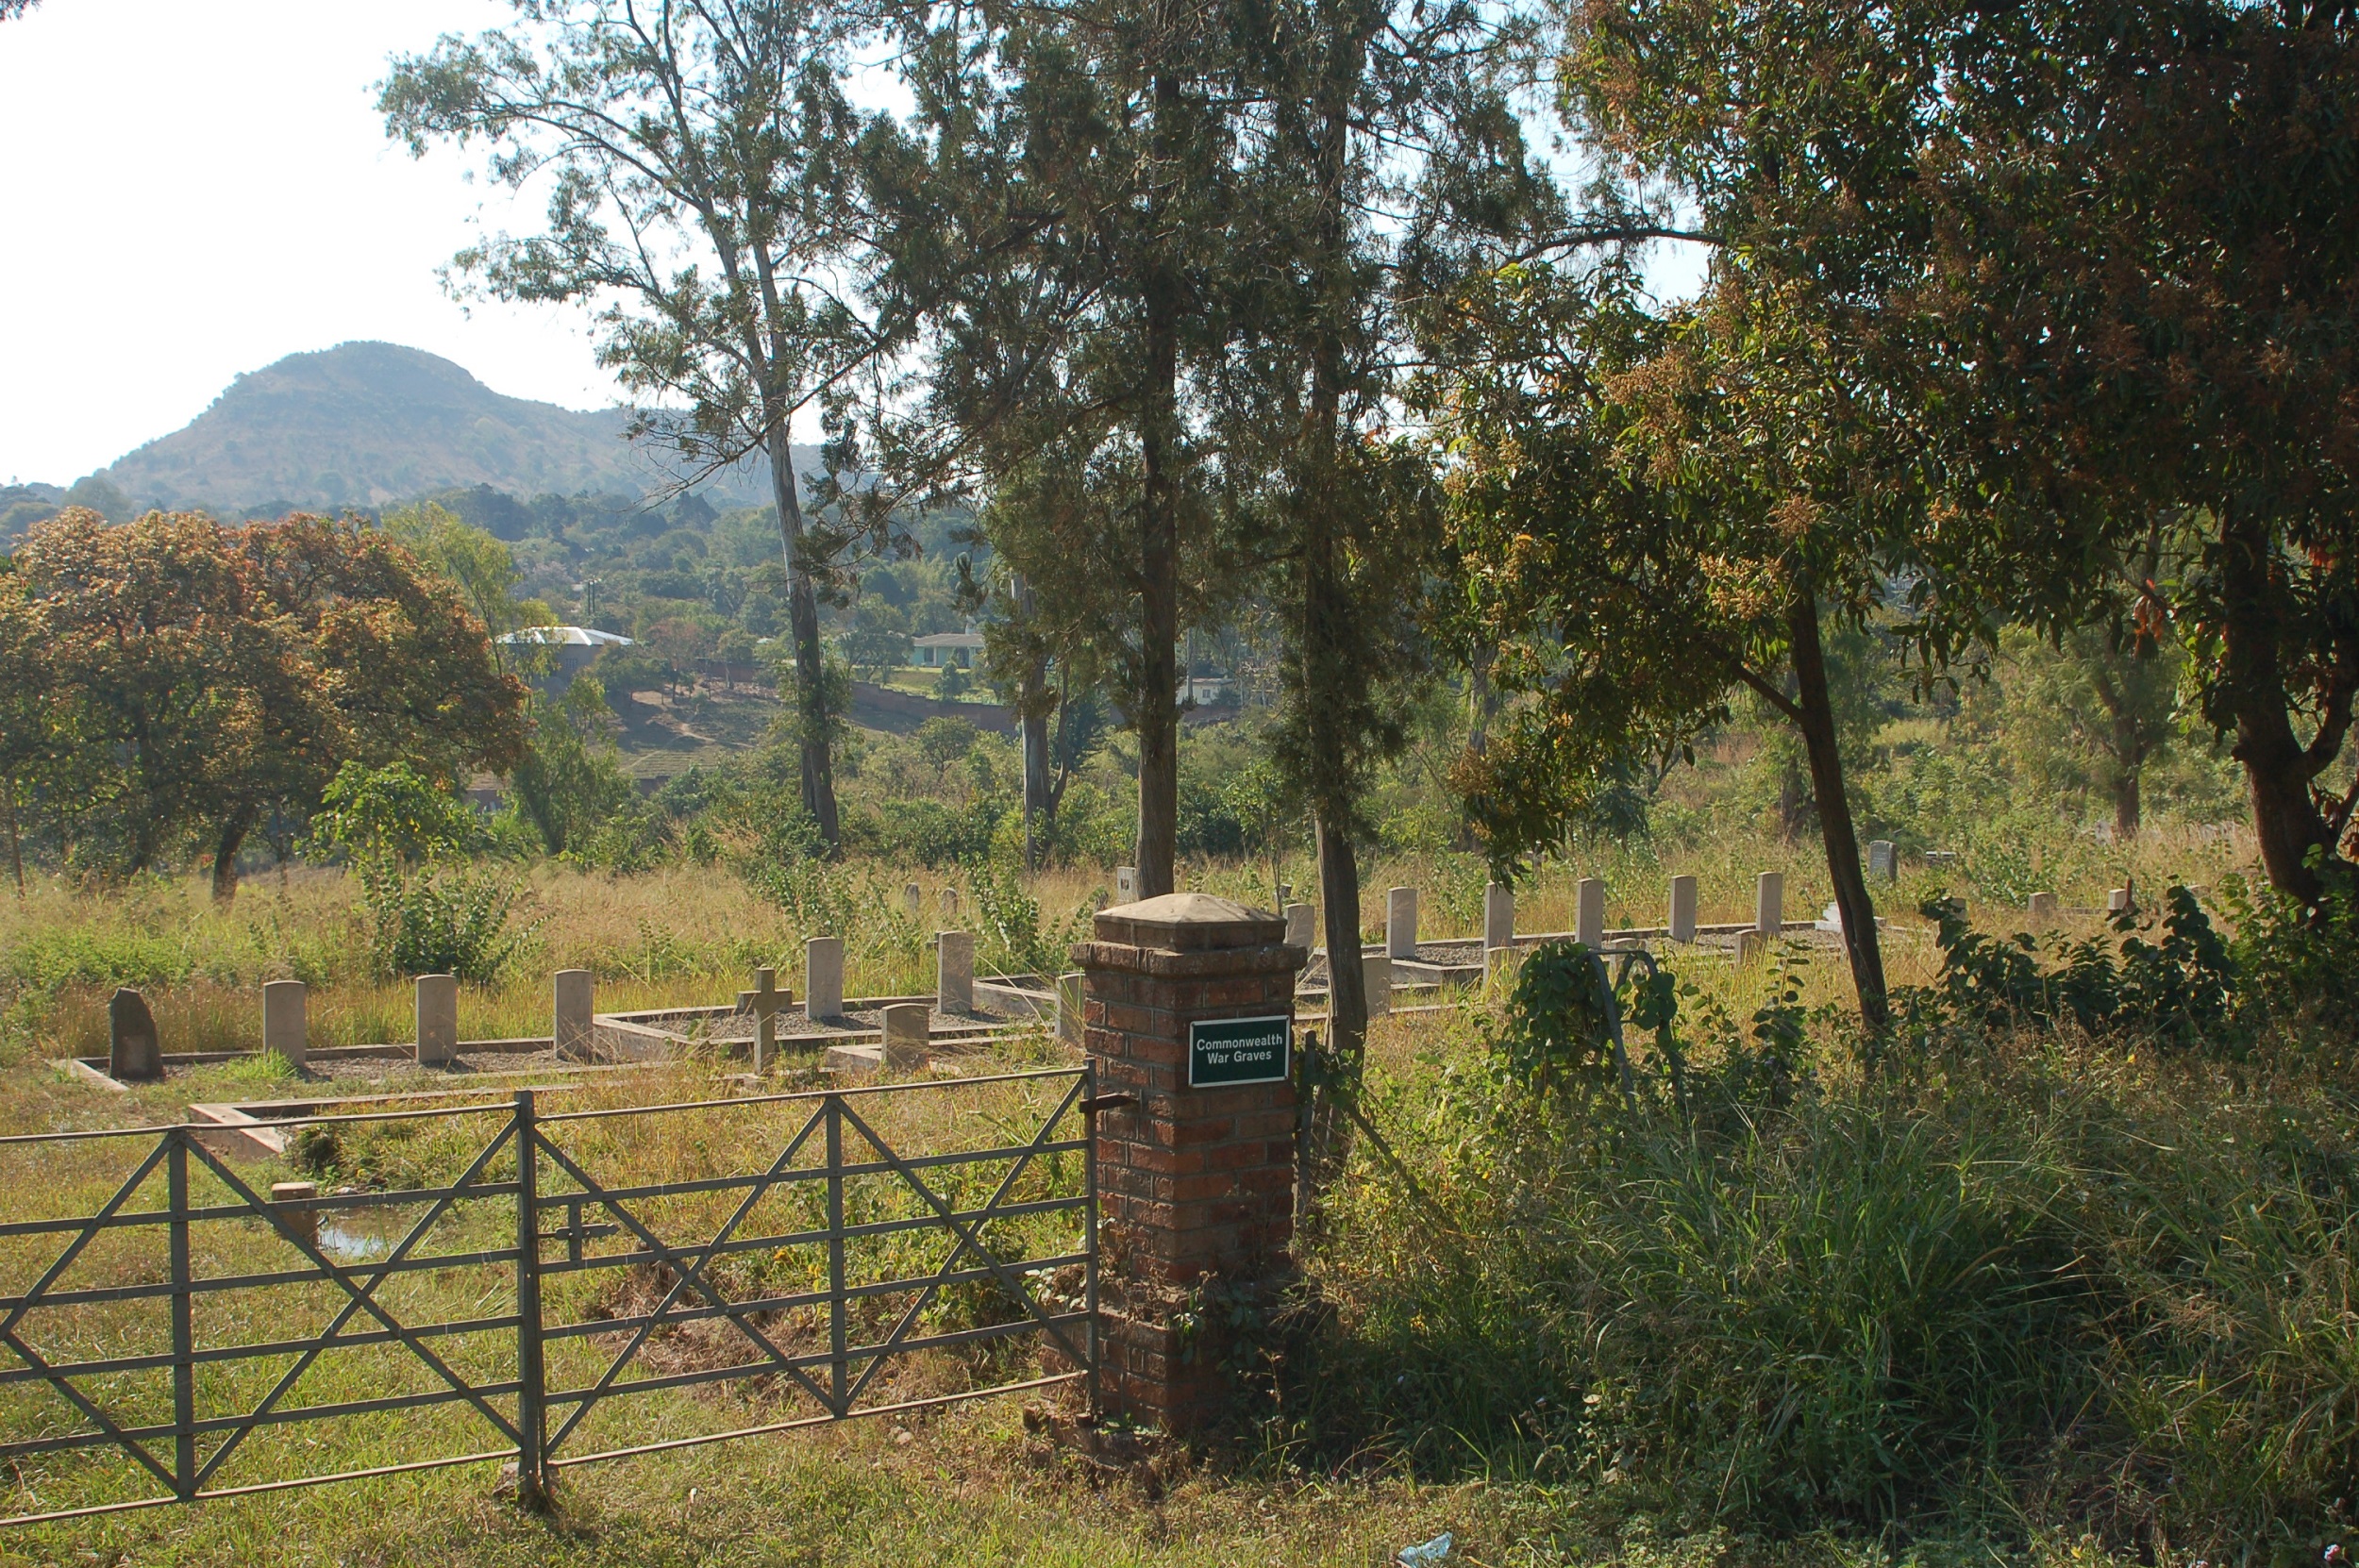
0,1066,1096,1526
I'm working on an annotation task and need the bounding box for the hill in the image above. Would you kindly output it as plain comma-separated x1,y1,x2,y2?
85,342,811,512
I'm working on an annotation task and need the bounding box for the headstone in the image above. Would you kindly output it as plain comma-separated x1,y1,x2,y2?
805,936,845,1021
553,970,594,1062
941,887,961,921
270,1181,320,1247
1362,953,1391,1018
1385,886,1418,959
1282,902,1314,952
415,974,459,1067
1575,877,1606,950
937,930,974,1012
1734,929,1767,965
2108,886,2134,917
750,966,786,1072
1482,881,1514,950
108,988,161,1081
1667,875,1698,944
881,1002,930,1069
262,979,307,1070
1755,872,1784,936
1116,866,1138,904
1925,850,1958,870
1867,840,1897,882
2027,891,2059,927
903,882,922,916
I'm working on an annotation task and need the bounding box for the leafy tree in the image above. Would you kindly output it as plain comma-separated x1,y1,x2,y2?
380,501,548,644
383,0,892,850
859,0,1250,898
6,509,527,899
508,677,644,859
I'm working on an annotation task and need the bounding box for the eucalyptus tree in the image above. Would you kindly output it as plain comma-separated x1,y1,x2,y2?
1199,0,1685,1061
382,0,892,846
856,0,1246,898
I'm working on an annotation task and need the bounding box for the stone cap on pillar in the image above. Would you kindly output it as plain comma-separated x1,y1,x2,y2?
1093,892,1283,951
1078,892,1301,978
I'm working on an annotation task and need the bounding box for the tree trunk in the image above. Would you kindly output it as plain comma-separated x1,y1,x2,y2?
1022,692,1050,873
2108,732,2143,842
2219,509,2343,907
1787,590,1889,1031
767,424,841,847
3,775,22,895
1131,73,1184,901
209,808,255,904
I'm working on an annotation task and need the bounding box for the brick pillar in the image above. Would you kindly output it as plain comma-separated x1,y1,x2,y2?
1077,892,1306,1434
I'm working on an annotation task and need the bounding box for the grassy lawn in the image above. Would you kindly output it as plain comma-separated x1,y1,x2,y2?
0,833,2312,1566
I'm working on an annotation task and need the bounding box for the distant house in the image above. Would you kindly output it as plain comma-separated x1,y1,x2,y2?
911,628,985,669
498,625,634,678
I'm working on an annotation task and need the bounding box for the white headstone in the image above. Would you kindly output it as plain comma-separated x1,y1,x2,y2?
1362,953,1391,1018
1668,875,1698,944
553,970,594,1061
1576,877,1606,950
1482,881,1514,950
937,931,974,1012
805,936,845,1021
1867,840,1897,882
1734,929,1767,965
1283,902,1314,952
262,979,307,1069
415,974,459,1067
1755,872,1784,936
1386,886,1418,959
2028,891,2059,927
2108,886,2133,916
881,1001,930,1068
1115,866,1138,903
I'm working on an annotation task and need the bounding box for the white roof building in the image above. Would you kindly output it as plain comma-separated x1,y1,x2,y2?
911,628,985,668
497,626,635,649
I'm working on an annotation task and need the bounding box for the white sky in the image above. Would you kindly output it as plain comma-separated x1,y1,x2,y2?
0,1,1706,490
0,0,621,486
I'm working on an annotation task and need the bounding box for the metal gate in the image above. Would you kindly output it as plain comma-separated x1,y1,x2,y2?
0,1066,1096,1526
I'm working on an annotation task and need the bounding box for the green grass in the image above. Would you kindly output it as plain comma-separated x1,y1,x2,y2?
0,837,2336,1566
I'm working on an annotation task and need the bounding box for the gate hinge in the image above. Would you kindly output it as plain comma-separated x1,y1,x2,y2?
1078,1093,1139,1115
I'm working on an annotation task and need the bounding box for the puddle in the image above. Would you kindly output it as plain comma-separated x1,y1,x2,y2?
309,1207,410,1263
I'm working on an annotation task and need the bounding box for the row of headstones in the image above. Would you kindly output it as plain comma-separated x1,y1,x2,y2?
1258,873,1798,959
797,931,977,1016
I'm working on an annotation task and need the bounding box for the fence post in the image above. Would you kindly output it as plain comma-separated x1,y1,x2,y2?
511,1091,549,1510
826,1096,848,1417
167,1130,194,1501
1081,1059,1101,1417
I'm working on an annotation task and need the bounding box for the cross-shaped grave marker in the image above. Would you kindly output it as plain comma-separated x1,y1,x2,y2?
750,966,786,1072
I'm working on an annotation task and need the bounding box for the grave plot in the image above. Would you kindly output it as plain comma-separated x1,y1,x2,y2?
59,931,1070,1110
